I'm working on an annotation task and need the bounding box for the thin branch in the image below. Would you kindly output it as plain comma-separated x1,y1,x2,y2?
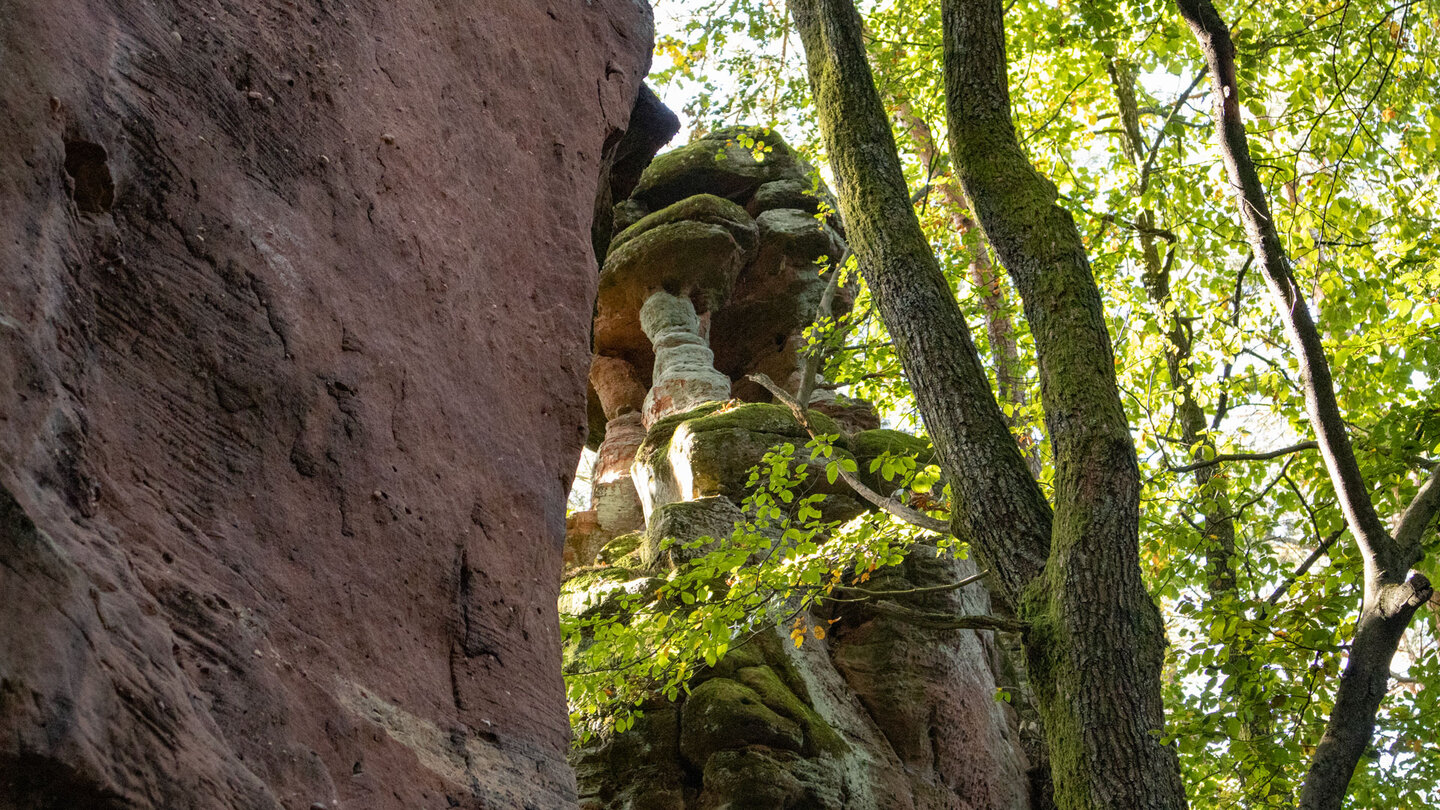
832,568,989,598
1168,440,1318,473
1266,528,1345,605
863,599,1027,633
749,372,951,534
1139,66,1210,191
1178,0,1395,573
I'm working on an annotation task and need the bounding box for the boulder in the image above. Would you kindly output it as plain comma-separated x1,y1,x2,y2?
610,193,758,258
697,749,805,810
747,177,833,217
712,209,847,390
679,678,804,767
632,403,859,520
595,220,746,364
632,126,817,209
642,496,746,569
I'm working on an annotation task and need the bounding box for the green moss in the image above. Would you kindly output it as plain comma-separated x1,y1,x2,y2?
597,531,644,566
633,126,813,209
679,677,804,766
734,665,849,756
610,194,757,256
635,401,727,483
850,429,933,465
559,567,648,619
850,429,936,493
599,220,745,315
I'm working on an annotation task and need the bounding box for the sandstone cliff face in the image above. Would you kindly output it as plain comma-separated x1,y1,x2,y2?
0,1,657,807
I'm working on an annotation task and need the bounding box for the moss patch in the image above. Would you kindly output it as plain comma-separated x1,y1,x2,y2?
679,677,804,766
610,193,757,257
850,429,936,492
735,665,849,757
596,531,644,566
633,126,815,209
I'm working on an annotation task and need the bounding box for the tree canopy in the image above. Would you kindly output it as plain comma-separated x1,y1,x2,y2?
569,0,1440,807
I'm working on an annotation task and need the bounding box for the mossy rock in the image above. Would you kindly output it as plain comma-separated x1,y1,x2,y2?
747,177,834,216
633,126,815,209
636,402,850,504
559,567,653,620
572,705,685,809
643,497,745,569
610,193,758,258
680,677,804,766
734,665,849,757
754,207,843,263
599,219,743,317
611,198,650,235
596,531,644,566
698,749,805,809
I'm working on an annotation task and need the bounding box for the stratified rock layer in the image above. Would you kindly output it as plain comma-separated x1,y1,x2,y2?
0,1,658,807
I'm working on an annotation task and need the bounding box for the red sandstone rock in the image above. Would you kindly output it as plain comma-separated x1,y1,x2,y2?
0,1,657,807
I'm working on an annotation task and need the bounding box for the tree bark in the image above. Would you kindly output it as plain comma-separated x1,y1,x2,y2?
790,0,1190,806
789,0,1050,605
939,3,1188,807
1174,1,1439,807
894,105,1041,477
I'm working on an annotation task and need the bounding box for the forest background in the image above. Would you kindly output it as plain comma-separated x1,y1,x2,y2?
565,0,1440,807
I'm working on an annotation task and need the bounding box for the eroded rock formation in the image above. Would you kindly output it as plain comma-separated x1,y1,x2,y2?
564,128,1034,809
0,2,665,807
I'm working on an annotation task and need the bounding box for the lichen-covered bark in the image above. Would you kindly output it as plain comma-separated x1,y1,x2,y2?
789,0,1188,807
789,0,1050,605
893,106,1038,477
940,4,1187,807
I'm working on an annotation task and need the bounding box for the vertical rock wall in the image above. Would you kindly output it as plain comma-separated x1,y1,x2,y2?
0,1,657,807
565,128,1033,809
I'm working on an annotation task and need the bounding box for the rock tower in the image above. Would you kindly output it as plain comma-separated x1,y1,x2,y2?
563,127,1037,810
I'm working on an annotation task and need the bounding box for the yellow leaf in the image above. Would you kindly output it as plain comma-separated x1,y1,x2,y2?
812,627,826,640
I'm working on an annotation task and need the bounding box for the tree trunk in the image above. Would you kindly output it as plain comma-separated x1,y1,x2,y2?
789,0,1190,806
1174,1,1439,807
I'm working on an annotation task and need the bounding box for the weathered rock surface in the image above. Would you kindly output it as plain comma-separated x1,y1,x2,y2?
0,1,659,807
569,405,1031,809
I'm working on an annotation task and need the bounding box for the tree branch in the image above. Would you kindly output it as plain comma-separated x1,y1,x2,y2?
1176,0,1395,578
1138,66,1209,192
1266,528,1345,606
748,372,951,534
1393,464,1440,568
832,567,989,599
1167,440,1318,473
791,0,1052,605
864,598,1027,633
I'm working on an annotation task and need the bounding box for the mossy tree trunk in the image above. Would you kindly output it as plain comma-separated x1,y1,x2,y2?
789,0,1189,808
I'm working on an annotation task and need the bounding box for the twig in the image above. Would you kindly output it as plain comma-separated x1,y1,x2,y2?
1167,440,1319,473
748,372,950,534
864,599,1027,633
832,568,989,598
1266,528,1345,605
